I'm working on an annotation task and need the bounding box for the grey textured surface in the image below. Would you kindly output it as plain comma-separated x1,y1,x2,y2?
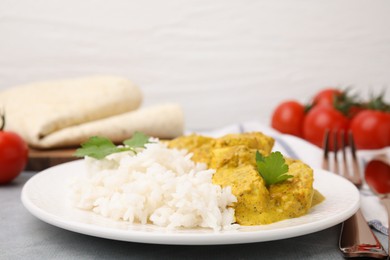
0,172,387,259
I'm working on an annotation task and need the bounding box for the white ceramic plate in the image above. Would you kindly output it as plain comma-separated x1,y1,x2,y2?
21,160,359,245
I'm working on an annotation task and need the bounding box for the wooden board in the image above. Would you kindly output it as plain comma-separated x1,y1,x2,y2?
26,148,78,171
26,138,173,171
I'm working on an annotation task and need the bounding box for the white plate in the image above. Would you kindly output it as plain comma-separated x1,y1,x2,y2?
21,160,359,245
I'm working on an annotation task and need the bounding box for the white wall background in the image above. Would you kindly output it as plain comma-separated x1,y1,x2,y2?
0,0,389,130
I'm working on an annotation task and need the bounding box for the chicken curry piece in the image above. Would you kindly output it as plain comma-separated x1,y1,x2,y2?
168,132,324,225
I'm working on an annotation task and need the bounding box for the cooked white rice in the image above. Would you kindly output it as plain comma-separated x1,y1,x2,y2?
70,140,237,231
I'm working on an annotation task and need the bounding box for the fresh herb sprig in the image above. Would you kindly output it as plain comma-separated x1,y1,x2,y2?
74,132,151,160
256,151,292,186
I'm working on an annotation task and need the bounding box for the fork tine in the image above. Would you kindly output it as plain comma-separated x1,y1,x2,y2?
340,130,348,178
349,131,362,187
322,129,330,170
333,130,339,174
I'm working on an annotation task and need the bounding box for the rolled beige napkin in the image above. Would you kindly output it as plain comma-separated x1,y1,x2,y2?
37,103,184,148
0,75,143,148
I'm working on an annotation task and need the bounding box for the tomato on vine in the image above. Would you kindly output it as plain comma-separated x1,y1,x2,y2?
270,87,389,150
312,88,343,107
350,95,390,149
302,105,350,150
271,101,305,137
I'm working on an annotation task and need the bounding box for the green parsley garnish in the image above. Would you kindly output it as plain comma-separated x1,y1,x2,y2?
74,132,151,160
255,151,292,186
123,131,150,148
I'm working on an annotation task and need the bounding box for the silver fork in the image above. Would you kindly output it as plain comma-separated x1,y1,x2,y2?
323,129,388,259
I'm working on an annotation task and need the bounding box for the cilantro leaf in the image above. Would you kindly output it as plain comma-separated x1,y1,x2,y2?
123,131,151,148
74,136,122,160
74,132,151,159
256,151,292,186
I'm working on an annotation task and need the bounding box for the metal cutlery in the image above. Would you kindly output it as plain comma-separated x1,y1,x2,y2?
322,129,388,259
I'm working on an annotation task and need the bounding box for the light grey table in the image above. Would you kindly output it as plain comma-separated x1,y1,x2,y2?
1,172,387,260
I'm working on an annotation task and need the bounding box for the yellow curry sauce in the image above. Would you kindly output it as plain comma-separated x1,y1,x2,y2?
168,132,324,225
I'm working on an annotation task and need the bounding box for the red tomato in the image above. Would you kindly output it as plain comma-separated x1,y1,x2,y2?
271,101,305,137
365,160,390,194
350,110,390,149
0,117,29,184
313,88,342,106
303,105,349,149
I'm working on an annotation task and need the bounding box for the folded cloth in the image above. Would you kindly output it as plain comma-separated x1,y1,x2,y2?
189,120,390,235
0,76,142,148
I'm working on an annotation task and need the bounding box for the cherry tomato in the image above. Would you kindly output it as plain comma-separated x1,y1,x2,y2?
313,88,342,106
271,101,305,137
350,110,390,149
303,105,349,149
365,160,390,194
0,116,29,184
